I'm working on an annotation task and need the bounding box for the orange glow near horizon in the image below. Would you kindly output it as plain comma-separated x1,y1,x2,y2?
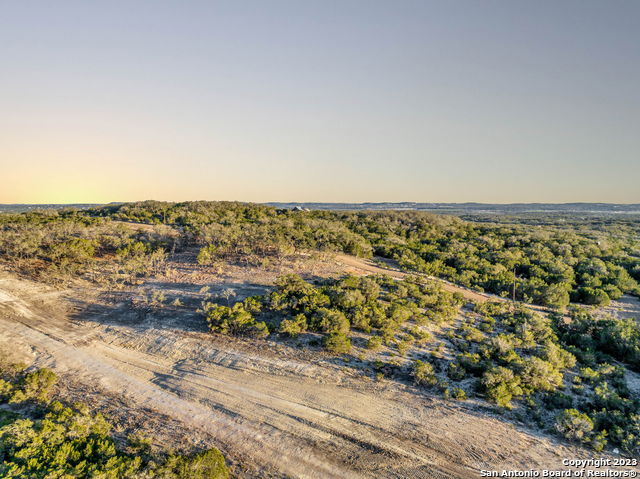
1,1,639,204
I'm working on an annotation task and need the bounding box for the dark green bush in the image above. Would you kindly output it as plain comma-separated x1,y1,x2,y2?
323,333,351,354
481,367,523,409
413,360,437,387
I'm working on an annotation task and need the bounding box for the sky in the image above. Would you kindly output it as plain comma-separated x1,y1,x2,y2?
1,0,638,204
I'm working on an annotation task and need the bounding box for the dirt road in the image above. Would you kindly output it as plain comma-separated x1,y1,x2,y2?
0,273,597,478
335,254,492,303
334,255,569,323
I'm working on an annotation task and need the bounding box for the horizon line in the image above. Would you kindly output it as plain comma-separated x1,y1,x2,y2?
2,201,640,207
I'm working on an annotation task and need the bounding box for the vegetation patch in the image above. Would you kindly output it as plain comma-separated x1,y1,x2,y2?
0,355,229,478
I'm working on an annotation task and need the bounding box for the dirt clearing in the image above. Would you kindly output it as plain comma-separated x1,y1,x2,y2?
0,271,610,478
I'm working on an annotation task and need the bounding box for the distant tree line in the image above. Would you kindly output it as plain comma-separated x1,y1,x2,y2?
93,201,640,308
2,201,639,307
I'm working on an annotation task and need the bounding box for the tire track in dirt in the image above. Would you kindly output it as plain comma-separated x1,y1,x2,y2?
92,343,470,476
0,315,363,478
0,283,370,477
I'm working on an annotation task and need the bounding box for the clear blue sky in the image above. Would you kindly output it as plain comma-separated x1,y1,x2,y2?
1,0,638,203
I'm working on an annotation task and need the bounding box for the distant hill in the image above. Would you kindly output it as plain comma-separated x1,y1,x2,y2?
2,202,639,215
0,204,103,213
266,202,640,215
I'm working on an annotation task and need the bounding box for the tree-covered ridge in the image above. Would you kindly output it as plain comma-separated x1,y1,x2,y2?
333,210,640,307
0,356,229,478
101,201,640,307
0,210,174,285
1,200,639,306
96,201,373,258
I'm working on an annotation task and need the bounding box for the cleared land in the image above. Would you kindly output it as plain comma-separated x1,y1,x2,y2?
0,259,614,479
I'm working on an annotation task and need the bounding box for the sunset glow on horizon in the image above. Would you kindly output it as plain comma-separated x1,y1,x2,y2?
1,1,639,204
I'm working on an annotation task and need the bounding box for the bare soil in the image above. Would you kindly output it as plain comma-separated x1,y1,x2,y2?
600,295,640,321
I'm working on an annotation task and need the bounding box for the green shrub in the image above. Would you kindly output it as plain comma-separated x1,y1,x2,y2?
9,368,58,404
539,343,576,370
555,409,594,442
196,244,217,265
204,303,269,338
323,333,351,354
413,360,437,387
481,367,523,409
576,287,610,306
312,309,350,335
161,448,229,479
452,388,467,400
396,339,412,357
278,314,307,338
519,357,563,394
407,326,433,344
457,353,486,376
366,336,383,350
545,391,573,409
447,362,466,381
590,431,608,452
462,326,485,343
242,296,263,313
0,379,13,400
